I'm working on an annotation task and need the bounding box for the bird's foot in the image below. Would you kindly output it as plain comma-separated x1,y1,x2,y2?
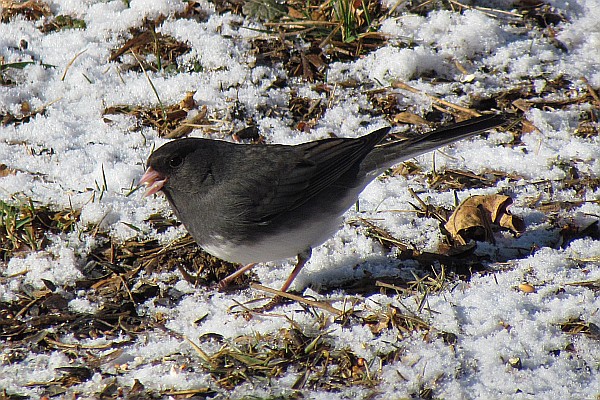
213,279,248,293
215,279,231,292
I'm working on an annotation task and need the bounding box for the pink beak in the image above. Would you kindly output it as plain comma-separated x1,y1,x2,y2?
139,167,167,197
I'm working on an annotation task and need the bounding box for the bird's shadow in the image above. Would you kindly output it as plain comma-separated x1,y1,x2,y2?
301,220,569,297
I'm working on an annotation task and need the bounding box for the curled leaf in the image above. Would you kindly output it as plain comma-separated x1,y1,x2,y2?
445,194,525,245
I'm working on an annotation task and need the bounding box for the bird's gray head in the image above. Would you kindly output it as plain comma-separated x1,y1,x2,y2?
140,138,214,197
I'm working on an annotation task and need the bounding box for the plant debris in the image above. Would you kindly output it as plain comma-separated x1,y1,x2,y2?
242,0,287,21
445,194,526,245
39,14,86,33
560,317,600,340
103,92,215,137
0,0,51,22
0,197,80,259
0,100,51,126
109,21,191,73
246,0,388,82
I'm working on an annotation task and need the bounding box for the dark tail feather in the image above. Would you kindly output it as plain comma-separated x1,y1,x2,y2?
363,114,509,173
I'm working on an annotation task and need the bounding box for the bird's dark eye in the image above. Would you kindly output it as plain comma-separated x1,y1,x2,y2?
169,155,184,168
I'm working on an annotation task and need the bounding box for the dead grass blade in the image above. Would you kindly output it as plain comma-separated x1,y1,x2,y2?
250,283,343,315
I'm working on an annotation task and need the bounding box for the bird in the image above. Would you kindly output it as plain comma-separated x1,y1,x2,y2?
140,114,507,299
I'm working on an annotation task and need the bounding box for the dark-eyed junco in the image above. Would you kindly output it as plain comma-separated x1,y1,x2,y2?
140,114,507,296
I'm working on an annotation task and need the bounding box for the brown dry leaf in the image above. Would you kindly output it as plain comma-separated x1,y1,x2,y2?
365,315,390,334
512,98,531,112
108,26,190,73
393,112,429,125
521,119,538,134
20,101,31,114
179,91,196,111
287,7,304,19
445,194,525,245
0,164,16,177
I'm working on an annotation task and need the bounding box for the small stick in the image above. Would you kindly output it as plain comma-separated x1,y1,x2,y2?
250,283,343,316
445,168,493,184
582,77,600,107
448,0,522,18
0,269,28,283
376,280,409,293
408,187,428,212
183,335,217,368
61,49,87,81
264,21,338,27
392,81,480,117
130,49,166,120
44,338,116,350
164,105,208,139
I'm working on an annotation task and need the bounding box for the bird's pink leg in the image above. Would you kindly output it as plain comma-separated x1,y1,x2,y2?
279,251,311,292
217,262,257,290
255,249,312,312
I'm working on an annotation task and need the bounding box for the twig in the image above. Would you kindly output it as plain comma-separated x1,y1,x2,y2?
184,335,217,368
151,322,217,368
162,389,212,396
118,276,134,304
0,269,28,283
444,168,494,184
582,77,600,107
61,49,87,81
356,217,409,251
376,280,409,293
130,49,166,120
392,81,480,117
14,297,42,319
250,283,343,315
448,0,523,18
407,187,428,212
164,105,208,139
44,338,118,350
411,0,435,11
319,24,341,50
385,0,407,18
264,21,338,27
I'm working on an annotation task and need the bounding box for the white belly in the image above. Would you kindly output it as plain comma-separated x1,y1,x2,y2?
200,215,343,264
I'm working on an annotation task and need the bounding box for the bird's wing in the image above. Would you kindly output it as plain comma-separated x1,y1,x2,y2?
239,127,390,224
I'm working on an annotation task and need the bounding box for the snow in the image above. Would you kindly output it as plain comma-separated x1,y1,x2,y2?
1,0,599,398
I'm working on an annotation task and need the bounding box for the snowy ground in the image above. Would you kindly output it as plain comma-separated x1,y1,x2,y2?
1,0,599,398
